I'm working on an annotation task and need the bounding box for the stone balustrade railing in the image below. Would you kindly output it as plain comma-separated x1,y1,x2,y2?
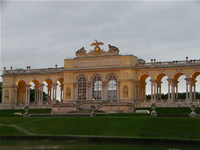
3,67,64,75
136,59,200,68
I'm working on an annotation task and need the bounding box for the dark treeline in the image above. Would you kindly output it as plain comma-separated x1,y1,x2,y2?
146,92,200,100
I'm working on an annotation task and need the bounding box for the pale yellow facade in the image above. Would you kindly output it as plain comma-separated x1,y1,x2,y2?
1,42,200,110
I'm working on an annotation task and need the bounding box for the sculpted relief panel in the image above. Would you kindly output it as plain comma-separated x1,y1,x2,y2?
74,58,120,68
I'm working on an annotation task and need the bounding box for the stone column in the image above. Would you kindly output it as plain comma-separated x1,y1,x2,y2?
52,83,57,103
60,86,63,102
154,82,157,101
25,85,31,106
176,84,178,99
34,86,38,104
185,78,192,103
38,84,44,105
117,81,120,101
74,82,78,101
151,81,153,100
167,79,174,103
168,81,171,100
159,86,162,99
171,81,175,101
14,86,18,105
144,82,146,100
186,80,189,100
150,79,157,103
194,83,196,100
102,81,107,100
49,86,52,103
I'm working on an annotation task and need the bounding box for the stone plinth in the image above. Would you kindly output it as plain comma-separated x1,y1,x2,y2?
98,102,135,113
51,103,77,114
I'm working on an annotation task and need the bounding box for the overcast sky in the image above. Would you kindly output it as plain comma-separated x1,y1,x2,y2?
1,0,200,83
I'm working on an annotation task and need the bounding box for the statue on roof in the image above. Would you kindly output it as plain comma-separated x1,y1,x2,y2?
90,40,104,52
108,44,119,54
76,47,86,57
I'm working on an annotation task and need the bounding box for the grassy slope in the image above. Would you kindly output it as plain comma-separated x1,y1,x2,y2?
0,126,26,136
0,108,200,140
0,117,200,140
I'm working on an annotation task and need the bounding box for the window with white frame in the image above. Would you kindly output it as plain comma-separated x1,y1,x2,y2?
77,76,87,100
92,76,102,100
108,76,117,100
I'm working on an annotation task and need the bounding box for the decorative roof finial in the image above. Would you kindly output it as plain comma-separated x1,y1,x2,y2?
90,40,104,52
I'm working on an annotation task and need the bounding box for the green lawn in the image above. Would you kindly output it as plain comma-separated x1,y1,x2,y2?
0,109,51,117
0,108,200,141
0,126,26,136
0,116,200,140
136,107,200,115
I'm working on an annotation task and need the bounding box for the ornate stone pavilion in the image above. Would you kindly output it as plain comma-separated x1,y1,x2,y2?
1,41,200,113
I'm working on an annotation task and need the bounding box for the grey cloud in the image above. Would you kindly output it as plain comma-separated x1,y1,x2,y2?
1,1,200,75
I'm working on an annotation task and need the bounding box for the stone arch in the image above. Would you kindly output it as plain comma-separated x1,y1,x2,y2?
76,74,88,82
190,71,200,80
42,79,53,103
16,79,27,86
138,73,152,100
139,73,152,81
155,73,168,99
43,78,53,85
172,72,187,99
90,73,103,82
173,72,186,80
56,78,64,102
155,72,169,81
105,72,118,81
190,71,200,100
16,80,26,104
29,79,39,86
29,79,40,103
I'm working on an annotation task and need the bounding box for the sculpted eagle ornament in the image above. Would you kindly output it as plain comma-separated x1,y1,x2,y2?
90,40,104,52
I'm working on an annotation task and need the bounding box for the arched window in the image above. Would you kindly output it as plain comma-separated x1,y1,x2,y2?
108,76,117,100
78,77,87,100
92,76,102,100
5,90,9,101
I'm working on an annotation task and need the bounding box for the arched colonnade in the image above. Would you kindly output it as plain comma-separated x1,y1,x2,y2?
138,71,200,103
15,78,64,105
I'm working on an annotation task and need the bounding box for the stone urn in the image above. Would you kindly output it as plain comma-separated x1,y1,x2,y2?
151,103,157,117
23,106,30,117
189,105,197,118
